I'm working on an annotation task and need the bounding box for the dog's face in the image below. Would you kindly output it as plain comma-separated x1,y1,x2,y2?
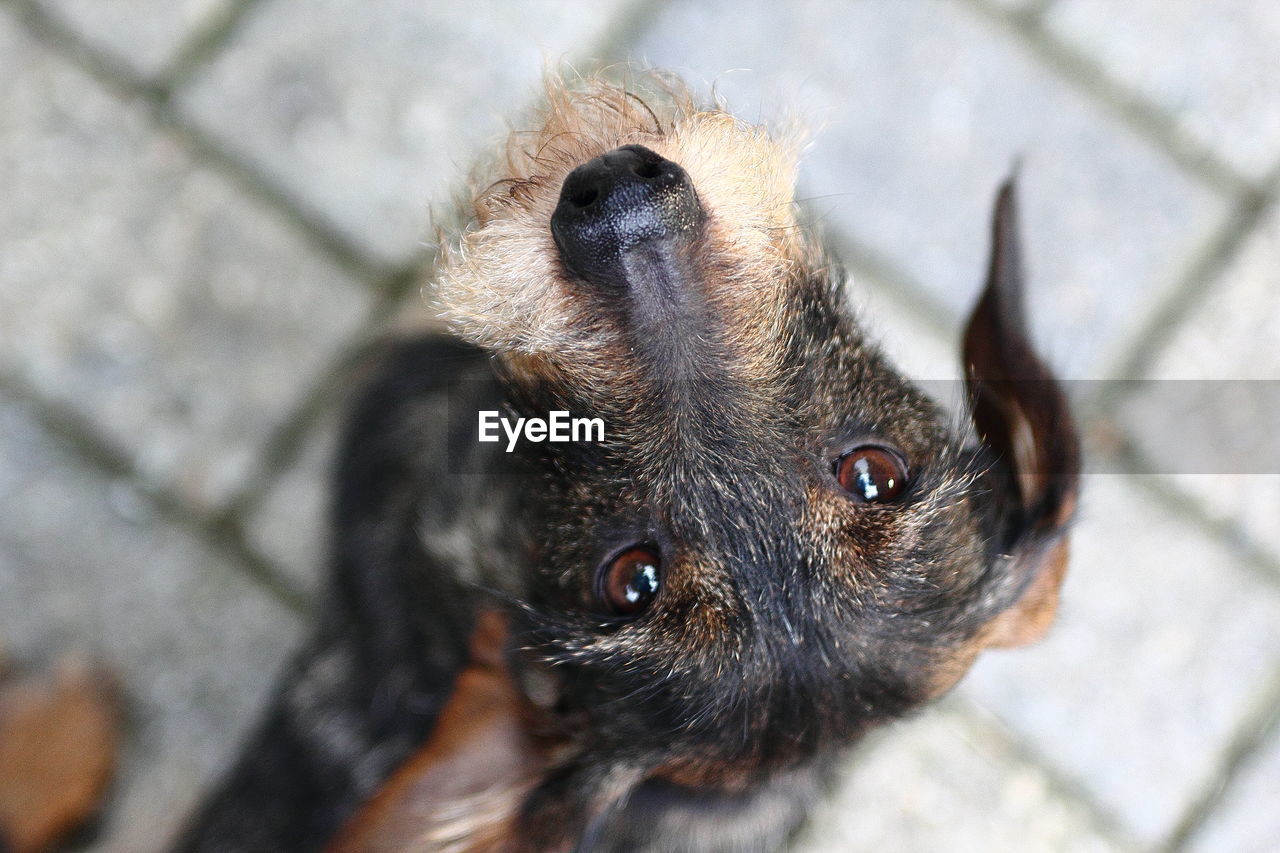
437,74,1078,828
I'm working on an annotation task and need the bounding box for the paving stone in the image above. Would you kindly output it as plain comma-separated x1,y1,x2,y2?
0,397,302,852
1114,209,1280,559
632,0,1222,378
986,0,1043,11
1048,0,1280,180
0,16,374,511
985,0,1061,13
243,413,340,600
1162,473,1280,569
242,292,449,597
178,0,637,266
39,0,227,76
1140,210,1280,382
797,707,1123,852
847,276,962,384
1186,725,1280,853
844,273,986,440
959,474,1280,842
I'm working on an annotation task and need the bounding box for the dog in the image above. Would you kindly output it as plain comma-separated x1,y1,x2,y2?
174,72,1079,852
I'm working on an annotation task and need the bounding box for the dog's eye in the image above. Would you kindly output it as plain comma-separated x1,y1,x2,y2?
599,546,661,616
835,446,908,503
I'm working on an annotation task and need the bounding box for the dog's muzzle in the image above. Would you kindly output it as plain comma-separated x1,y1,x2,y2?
551,145,704,290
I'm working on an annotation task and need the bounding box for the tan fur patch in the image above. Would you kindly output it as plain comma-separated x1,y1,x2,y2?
433,71,807,365
326,612,547,853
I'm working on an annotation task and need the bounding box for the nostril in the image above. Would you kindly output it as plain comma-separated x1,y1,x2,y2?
632,161,661,179
567,186,599,208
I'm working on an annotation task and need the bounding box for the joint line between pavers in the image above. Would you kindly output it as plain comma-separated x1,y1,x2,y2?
9,0,164,98
956,0,1256,201
1098,140,1280,385
1109,453,1280,590
826,230,957,340
1022,0,1060,23
156,107,400,284
222,252,432,524
9,0,399,289
1102,186,1275,384
223,327,383,520
1164,663,1280,851
574,0,678,68
0,371,312,616
943,694,1143,849
156,0,269,92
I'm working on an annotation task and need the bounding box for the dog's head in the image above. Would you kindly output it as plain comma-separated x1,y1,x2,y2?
436,72,1079,835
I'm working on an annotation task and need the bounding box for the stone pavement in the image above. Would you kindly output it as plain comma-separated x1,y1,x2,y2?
1,0,1277,849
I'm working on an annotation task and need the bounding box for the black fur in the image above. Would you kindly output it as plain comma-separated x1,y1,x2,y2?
175,107,1078,850
175,338,510,851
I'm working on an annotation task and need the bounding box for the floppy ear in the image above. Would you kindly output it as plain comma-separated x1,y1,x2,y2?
963,179,1080,648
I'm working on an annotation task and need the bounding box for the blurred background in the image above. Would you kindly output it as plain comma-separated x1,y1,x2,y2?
1,0,1277,850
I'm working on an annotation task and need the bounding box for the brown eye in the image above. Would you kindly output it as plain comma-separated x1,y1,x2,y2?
835,446,908,503
599,546,661,616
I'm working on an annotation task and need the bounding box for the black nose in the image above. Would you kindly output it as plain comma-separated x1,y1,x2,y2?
551,145,703,288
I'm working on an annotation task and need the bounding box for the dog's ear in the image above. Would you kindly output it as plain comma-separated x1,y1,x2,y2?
963,179,1080,649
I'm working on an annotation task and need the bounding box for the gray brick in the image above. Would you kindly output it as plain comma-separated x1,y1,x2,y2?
959,475,1280,842
243,414,340,599
0,398,301,852
178,0,636,266
796,708,1122,852
631,0,1222,378
1115,209,1280,559
848,278,962,383
0,16,373,510
1109,472,1280,575
241,294,453,596
1141,210,1280,381
987,0,1058,12
1048,0,1280,179
39,0,228,76
1186,726,1280,853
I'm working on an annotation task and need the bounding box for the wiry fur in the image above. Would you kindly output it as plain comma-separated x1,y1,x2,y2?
437,72,804,368
176,71,1079,853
